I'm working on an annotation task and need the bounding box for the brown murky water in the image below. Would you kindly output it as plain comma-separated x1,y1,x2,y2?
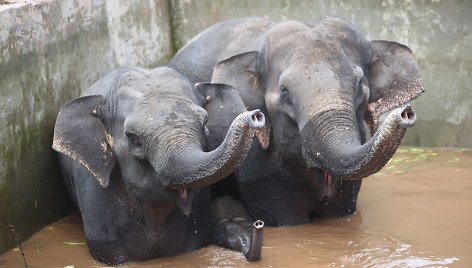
1,147,471,267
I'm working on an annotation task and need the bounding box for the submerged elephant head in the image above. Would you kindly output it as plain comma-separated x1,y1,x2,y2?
211,18,423,186
53,67,265,214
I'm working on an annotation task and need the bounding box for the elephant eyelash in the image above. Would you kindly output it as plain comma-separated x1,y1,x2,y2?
280,85,288,93
357,80,363,92
125,131,142,146
280,85,292,103
356,78,366,94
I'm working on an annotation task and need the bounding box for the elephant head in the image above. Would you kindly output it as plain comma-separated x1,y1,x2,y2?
211,18,423,187
52,67,265,214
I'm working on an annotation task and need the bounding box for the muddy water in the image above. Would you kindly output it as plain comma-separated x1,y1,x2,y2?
1,147,471,267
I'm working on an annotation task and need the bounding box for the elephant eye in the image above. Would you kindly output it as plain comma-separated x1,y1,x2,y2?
355,78,369,110
356,79,366,98
357,80,363,94
280,85,291,103
125,131,142,146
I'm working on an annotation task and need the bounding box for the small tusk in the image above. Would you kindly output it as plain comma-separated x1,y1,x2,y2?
179,188,188,200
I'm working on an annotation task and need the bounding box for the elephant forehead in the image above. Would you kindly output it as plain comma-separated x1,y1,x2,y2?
116,69,194,98
270,26,341,53
135,96,205,118
117,85,145,100
281,62,340,93
299,64,355,114
126,99,205,140
168,98,206,119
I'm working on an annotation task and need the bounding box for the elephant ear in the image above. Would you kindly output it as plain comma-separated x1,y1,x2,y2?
52,95,115,187
365,40,424,134
197,83,270,151
211,51,266,113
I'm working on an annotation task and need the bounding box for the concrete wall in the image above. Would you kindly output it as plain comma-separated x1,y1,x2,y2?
1,0,471,255
169,0,472,148
0,0,172,253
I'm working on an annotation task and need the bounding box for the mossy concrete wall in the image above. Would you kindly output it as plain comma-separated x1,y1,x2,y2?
169,0,472,148
0,0,172,254
1,0,471,255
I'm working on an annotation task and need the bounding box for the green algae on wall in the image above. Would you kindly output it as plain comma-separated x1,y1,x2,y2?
0,0,173,254
0,24,110,254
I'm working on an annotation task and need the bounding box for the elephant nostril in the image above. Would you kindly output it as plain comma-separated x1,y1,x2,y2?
399,105,415,120
253,112,264,122
246,110,265,128
401,109,415,121
253,220,264,229
397,106,416,128
252,114,262,122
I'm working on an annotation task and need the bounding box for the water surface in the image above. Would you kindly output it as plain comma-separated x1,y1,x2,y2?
1,147,471,267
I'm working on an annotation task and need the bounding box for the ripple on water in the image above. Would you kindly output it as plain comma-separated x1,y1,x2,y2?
341,240,459,267
0,147,470,267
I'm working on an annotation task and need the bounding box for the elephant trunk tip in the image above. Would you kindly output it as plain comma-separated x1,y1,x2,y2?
399,105,416,128
244,220,265,262
253,219,264,229
244,109,265,129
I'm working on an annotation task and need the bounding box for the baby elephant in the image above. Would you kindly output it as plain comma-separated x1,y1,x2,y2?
52,66,266,264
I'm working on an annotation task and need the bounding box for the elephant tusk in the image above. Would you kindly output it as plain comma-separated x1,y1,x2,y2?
176,188,193,216
179,188,188,200
323,171,334,197
324,171,332,187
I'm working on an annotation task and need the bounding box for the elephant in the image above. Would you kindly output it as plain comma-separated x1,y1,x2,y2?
169,18,424,226
211,196,264,261
52,66,267,264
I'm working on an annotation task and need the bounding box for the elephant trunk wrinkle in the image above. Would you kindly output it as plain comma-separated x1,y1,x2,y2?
302,105,416,179
302,109,362,167
162,110,265,189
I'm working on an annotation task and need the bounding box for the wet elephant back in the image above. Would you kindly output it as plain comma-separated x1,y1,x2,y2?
169,18,273,84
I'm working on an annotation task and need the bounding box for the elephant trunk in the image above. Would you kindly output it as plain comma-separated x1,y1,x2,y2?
244,220,264,262
301,105,416,179
161,110,265,188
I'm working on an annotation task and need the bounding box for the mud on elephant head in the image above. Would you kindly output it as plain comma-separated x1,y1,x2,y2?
210,18,424,183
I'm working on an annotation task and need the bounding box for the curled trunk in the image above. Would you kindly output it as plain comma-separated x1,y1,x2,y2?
302,105,416,179
211,196,265,261
244,220,264,261
159,110,265,188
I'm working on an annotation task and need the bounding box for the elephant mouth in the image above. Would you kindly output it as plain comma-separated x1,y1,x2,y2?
175,188,194,216
131,183,195,216
322,170,335,196
324,171,333,187
303,167,335,197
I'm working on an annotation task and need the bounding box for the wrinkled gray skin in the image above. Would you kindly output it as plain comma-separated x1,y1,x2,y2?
52,66,266,264
169,18,424,226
